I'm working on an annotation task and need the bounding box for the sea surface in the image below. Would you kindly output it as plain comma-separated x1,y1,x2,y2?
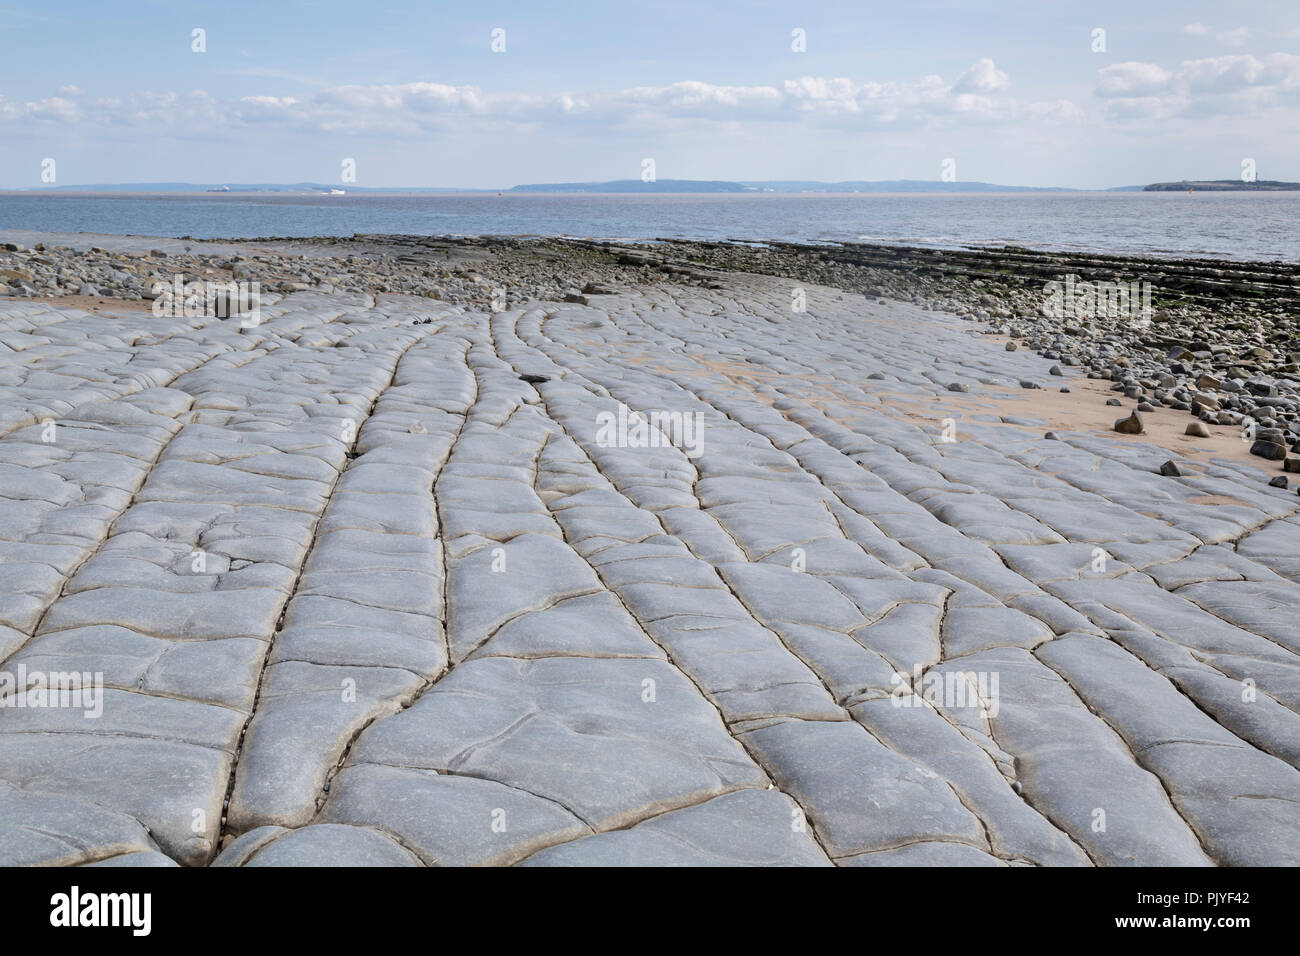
1,191,1297,262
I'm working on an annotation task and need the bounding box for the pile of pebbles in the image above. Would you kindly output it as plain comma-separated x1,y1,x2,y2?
0,236,676,312
990,300,1300,482
648,237,1300,481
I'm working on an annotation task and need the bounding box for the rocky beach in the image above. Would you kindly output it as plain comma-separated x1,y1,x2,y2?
5,232,1300,477
0,231,1298,867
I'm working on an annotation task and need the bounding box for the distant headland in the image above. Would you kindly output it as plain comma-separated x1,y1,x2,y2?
1143,180,1300,191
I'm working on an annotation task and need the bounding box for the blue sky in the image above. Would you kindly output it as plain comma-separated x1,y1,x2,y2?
3,0,1299,188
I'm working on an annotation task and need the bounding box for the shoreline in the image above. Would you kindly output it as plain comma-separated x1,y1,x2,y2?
3,188,1299,265
4,224,1298,268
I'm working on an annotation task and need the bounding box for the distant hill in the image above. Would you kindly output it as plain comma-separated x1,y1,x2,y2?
511,179,1074,193
1144,180,1300,191
510,179,747,193
746,179,1071,193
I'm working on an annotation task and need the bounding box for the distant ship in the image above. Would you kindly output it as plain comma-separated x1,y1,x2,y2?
207,185,231,192
325,188,345,195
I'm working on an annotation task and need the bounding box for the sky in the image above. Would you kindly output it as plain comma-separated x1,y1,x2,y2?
2,0,1299,189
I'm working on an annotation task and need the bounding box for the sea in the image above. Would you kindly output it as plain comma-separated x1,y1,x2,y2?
1,191,1297,262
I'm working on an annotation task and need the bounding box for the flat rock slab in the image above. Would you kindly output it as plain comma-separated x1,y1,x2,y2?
1,267,1298,866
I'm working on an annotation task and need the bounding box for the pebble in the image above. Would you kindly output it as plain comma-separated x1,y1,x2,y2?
1250,440,1288,461
1114,410,1144,434
0,236,675,311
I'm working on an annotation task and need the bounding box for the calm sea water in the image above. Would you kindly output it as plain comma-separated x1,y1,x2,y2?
1,191,1296,262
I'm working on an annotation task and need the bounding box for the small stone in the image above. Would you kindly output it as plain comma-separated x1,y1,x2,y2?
1005,341,1017,351
1268,476,1289,488
1284,458,1300,474
1059,386,1070,393
1019,380,1039,389
1249,440,1288,461
1106,398,1123,407
1044,431,1061,441
1159,460,1182,477
519,373,550,384
1049,365,1063,376
1137,402,1155,412
1114,410,1143,434
1185,422,1211,438
947,382,969,393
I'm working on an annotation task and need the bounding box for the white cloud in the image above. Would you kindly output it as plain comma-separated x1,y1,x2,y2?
1095,62,1174,96
1096,53,1300,121
1181,54,1288,92
954,58,1010,94
1184,23,1252,46
1102,96,1186,122
0,60,1062,137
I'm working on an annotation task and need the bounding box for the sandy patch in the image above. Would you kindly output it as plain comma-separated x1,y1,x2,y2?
889,373,1283,475
16,294,155,313
1186,494,1254,507
623,339,1281,478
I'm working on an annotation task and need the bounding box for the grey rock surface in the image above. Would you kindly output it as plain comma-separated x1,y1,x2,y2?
1,247,1297,867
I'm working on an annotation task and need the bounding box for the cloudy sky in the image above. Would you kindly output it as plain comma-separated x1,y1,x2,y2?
3,0,1299,189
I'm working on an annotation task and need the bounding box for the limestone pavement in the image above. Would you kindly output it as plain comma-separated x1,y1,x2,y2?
1,267,1297,867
